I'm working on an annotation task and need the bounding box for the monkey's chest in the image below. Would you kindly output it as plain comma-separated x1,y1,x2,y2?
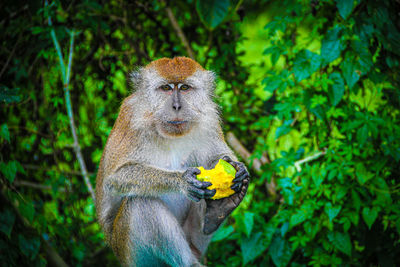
155,146,199,170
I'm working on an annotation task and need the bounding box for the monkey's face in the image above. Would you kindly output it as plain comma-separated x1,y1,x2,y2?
132,57,217,139
153,81,202,137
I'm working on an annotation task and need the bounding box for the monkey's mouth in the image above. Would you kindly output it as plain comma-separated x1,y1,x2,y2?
166,120,188,125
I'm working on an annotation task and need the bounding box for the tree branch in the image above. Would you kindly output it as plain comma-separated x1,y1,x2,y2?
226,132,263,172
294,149,327,172
46,0,96,201
0,34,21,79
226,132,276,197
13,180,66,192
163,3,195,59
22,164,94,176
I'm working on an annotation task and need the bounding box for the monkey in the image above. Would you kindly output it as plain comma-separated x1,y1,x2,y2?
95,57,250,267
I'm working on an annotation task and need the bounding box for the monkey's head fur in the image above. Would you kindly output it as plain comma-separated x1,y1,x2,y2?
128,57,219,139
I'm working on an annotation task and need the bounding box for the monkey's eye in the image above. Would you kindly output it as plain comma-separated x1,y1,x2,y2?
180,84,190,91
160,85,172,91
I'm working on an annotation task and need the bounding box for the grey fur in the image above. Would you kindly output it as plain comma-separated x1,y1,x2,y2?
96,64,237,267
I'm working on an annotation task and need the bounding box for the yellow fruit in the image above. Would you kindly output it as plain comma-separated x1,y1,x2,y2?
196,159,236,200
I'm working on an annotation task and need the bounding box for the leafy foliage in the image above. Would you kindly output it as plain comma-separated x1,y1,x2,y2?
1,0,400,266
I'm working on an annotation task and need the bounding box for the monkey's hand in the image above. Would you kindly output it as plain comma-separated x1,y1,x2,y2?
203,156,250,235
183,167,217,202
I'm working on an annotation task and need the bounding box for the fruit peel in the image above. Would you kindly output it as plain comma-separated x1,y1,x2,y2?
197,159,236,200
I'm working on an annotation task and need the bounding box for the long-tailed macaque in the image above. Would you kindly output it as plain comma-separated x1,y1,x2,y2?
95,57,250,267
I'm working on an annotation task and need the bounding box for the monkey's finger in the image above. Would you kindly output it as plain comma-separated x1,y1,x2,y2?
187,167,201,175
187,178,212,189
198,181,212,189
188,193,201,202
188,187,206,198
222,155,233,163
241,179,250,192
204,189,216,198
188,187,214,199
230,161,245,172
233,169,249,182
183,168,201,180
231,182,242,193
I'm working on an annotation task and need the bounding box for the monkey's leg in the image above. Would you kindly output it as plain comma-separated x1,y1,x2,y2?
111,197,200,267
183,200,212,261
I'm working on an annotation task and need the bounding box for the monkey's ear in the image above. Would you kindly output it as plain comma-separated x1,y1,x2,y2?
129,69,143,91
204,70,217,92
207,70,217,82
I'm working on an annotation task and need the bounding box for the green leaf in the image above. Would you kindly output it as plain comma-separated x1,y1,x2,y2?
352,39,373,73
19,201,35,223
196,0,230,30
324,202,341,222
341,55,360,89
0,86,21,103
336,0,354,19
312,173,325,188
236,212,254,237
269,235,292,267
263,75,285,93
275,119,293,139
241,232,268,265
352,190,361,212
321,26,345,65
362,207,378,229
293,50,321,82
357,124,369,146
211,225,234,242
1,124,10,143
73,243,86,261
280,222,289,237
30,26,45,35
264,46,282,65
328,72,345,106
328,231,352,256
355,163,374,185
0,161,18,183
290,210,307,228
0,209,16,237
18,235,40,260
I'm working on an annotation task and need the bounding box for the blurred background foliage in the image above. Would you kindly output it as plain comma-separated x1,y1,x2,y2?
1,0,400,266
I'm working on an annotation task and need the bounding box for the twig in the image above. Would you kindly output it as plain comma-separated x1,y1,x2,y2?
22,164,94,176
46,0,96,201
164,4,195,59
0,4,29,26
8,125,51,138
13,180,66,192
294,149,327,172
226,132,263,172
0,34,21,79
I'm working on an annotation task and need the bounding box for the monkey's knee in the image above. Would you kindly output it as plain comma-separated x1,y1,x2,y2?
126,198,199,266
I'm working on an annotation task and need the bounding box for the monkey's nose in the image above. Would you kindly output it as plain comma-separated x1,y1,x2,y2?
173,102,181,111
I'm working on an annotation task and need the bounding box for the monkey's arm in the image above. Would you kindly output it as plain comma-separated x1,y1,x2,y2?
104,162,215,199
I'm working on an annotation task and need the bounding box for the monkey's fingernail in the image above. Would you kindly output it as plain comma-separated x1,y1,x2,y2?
203,182,212,187
231,183,241,192
205,189,216,197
